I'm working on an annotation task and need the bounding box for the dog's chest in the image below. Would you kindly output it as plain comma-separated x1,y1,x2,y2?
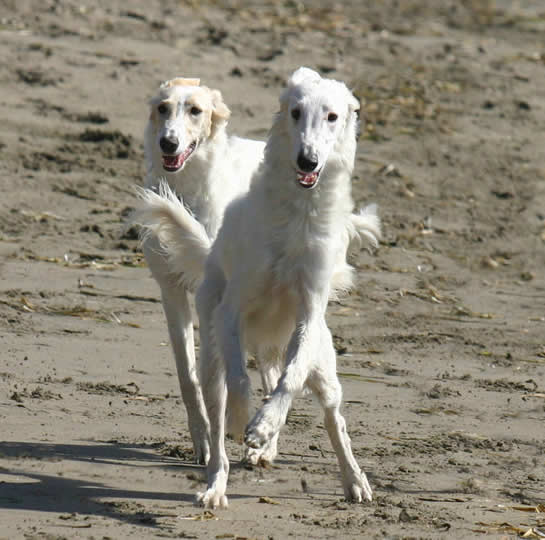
244,281,297,349
242,238,332,350
270,214,337,293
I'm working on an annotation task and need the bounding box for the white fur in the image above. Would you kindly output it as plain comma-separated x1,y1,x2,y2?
196,67,377,507
138,77,265,464
138,68,379,507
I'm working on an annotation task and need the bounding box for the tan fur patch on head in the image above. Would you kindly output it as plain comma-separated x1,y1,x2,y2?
207,88,230,139
210,89,230,123
161,77,200,89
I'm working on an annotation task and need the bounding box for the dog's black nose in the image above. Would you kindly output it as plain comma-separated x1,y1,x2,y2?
160,136,179,154
297,151,318,172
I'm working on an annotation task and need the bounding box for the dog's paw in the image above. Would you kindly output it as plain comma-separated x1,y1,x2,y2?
343,472,373,503
193,438,210,465
244,423,271,449
196,488,228,509
244,446,275,466
187,415,210,465
244,433,278,465
244,409,278,449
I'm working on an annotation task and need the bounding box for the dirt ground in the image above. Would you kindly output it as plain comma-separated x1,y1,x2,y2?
1,1,544,538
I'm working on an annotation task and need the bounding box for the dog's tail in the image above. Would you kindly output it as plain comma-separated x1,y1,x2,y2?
133,182,211,290
330,204,381,298
349,203,381,250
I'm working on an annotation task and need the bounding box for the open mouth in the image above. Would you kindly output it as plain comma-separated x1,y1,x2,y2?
296,169,321,189
162,141,197,172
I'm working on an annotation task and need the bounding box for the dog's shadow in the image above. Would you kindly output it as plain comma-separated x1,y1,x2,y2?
0,440,227,528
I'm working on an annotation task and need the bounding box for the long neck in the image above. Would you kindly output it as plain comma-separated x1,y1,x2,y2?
248,115,354,302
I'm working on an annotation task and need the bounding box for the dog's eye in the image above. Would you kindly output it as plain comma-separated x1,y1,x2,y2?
158,104,168,115
327,112,338,122
291,108,300,121
190,106,202,116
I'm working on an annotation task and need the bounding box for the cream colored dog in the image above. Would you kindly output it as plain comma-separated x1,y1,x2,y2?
142,77,264,464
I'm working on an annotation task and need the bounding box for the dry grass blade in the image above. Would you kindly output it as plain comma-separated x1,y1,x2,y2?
474,522,545,537
78,288,160,303
399,287,443,304
418,496,469,503
512,505,545,514
11,296,140,327
451,305,494,319
338,372,386,384
17,250,146,270
413,407,461,416
21,210,66,221
20,296,100,318
258,496,280,505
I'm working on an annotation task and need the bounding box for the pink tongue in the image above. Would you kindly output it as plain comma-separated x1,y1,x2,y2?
162,143,195,169
298,172,318,186
163,154,184,168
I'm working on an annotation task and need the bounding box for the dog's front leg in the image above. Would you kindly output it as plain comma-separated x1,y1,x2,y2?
245,310,321,450
245,349,282,465
161,289,210,464
143,241,210,464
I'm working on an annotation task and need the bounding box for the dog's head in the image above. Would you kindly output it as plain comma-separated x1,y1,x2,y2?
279,67,360,190
147,77,231,174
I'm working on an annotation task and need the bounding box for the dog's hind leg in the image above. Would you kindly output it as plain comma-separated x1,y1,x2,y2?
306,322,373,503
195,268,230,509
143,241,210,464
214,287,251,443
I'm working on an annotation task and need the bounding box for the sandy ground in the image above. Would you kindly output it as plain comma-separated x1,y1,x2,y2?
1,1,544,538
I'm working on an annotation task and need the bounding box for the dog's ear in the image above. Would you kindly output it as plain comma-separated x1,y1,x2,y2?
348,92,362,140
160,77,200,89
210,89,231,136
348,91,360,115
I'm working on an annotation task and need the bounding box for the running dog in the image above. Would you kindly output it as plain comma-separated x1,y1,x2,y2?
142,77,265,464
137,67,379,507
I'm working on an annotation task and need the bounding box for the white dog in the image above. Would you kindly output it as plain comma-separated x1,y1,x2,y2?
141,77,265,464
137,67,380,507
